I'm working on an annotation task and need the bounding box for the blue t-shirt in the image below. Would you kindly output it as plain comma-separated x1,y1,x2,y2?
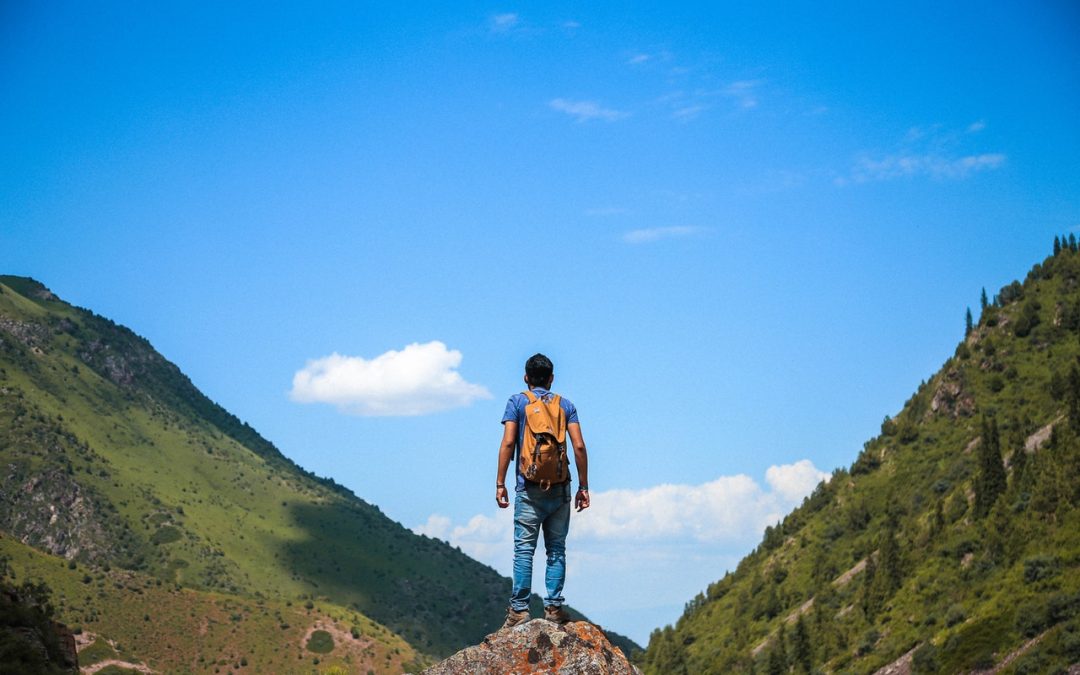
502,387,579,491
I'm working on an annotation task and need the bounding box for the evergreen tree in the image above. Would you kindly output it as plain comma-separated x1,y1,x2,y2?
1068,365,1080,433
1071,233,1078,251
965,307,974,336
792,615,813,674
878,521,902,595
980,287,988,311
861,555,879,619
1055,235,1063,256
975,417,1007,518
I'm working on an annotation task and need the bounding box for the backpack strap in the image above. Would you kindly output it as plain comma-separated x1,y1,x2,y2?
523,390,538,404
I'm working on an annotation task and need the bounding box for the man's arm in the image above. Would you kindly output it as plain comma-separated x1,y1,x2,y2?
495,421,517,508
567,422,590,511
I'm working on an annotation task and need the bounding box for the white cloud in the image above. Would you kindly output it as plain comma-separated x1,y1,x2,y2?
850,152,1005,183
671,104,706,121
622,225,705,244
765,459,831,503
548,98,628,123
562,20,581,30
724,80,763,109
417,460,832,553
413,460,831,642
489,13,520,33
627,53,651,65
967,120,987,133
290,341,491,416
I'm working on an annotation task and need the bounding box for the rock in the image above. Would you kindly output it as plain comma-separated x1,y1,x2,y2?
421,619,642,675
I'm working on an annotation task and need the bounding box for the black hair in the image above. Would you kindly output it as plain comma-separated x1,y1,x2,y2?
525,353,554,387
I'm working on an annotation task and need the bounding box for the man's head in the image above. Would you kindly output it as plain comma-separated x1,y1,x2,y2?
524,353,554,388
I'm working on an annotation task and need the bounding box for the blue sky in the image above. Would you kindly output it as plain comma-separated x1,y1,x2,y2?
2,1,1078,644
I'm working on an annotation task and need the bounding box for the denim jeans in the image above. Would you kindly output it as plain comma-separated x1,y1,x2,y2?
510,481,571,611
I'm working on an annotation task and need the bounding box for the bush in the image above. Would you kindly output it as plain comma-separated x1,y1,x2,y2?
306,630,334,654
1023,555,1059,584
946,604,966,627
1016,600,1049,637
911,643,939,673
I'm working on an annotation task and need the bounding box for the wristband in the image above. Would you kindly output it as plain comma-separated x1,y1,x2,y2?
496,484,505,488
577,486,588,491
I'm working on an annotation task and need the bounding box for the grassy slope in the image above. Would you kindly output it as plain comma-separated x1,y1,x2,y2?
640,246,1080,674
0,533,416,674
0,276,512,665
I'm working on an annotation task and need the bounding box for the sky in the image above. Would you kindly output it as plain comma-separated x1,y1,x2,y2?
2,1,1079,645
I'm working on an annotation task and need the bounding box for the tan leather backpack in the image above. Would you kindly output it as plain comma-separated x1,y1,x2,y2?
519,390,569,489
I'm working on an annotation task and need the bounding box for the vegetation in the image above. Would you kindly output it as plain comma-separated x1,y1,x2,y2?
640,241,1080,673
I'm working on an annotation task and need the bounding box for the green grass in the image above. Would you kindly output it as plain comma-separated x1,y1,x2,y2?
307,630,335,653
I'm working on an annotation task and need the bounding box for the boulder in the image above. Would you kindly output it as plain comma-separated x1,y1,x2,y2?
422,619,642,675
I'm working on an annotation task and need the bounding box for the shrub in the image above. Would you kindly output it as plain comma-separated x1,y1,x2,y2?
911,643,939,673
306,630,334,654
1023,555,1059,584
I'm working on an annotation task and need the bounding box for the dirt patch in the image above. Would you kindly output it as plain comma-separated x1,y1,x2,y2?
834,558,867,587
81,658,155,674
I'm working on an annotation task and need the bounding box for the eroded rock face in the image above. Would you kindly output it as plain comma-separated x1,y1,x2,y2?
422,619,642,675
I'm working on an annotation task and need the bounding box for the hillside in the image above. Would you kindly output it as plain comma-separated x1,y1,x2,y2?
0,274,593,669
641,240,1080,674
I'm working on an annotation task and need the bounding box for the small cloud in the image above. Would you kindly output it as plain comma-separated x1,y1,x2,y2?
724,80,763,109
850,152,1005,183
290,341,491,416
627,53,651,65
622,225,705,244
548,98,628,123
671,104,706,121
765,459,831,503
489,13,520,33
562,20,581,30
967,120,987,133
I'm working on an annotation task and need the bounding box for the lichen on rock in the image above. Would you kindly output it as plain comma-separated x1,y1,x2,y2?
420,619,641,675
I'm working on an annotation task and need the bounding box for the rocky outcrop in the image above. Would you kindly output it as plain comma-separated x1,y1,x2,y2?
421,619,641,675
0,466,112,563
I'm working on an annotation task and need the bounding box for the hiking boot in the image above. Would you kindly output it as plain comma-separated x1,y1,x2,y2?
544,605,570,625
502,607,530,629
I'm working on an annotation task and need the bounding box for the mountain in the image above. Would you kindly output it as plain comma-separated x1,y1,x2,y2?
640,241,1080,674
0,274,639,670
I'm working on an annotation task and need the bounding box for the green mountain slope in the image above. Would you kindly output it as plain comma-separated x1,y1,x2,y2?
640,241,1080,674
0,275,516,666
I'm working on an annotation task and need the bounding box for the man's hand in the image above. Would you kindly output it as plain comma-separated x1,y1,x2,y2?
575,488,590,512
496,486,510,509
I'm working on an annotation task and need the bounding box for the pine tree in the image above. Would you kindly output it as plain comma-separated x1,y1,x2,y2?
861,555,879,619
792,615,813,674
980,287,988,311
1068,365,1080,433
1056,235,1063,256
965,307,974,337
878,521,902,595
1071,233,1078,251
975,417,1007,518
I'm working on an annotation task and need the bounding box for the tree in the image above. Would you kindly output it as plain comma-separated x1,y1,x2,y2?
965,307,974,336
766,623,789,675
1055,235,1062,256
980,287,988,311
975,417,1007,518
792,615,813,674
1068,365,1080,434
878,522,903,595
1071,233,1078,252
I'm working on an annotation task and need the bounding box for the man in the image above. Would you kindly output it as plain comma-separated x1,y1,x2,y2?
496,353,590,628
